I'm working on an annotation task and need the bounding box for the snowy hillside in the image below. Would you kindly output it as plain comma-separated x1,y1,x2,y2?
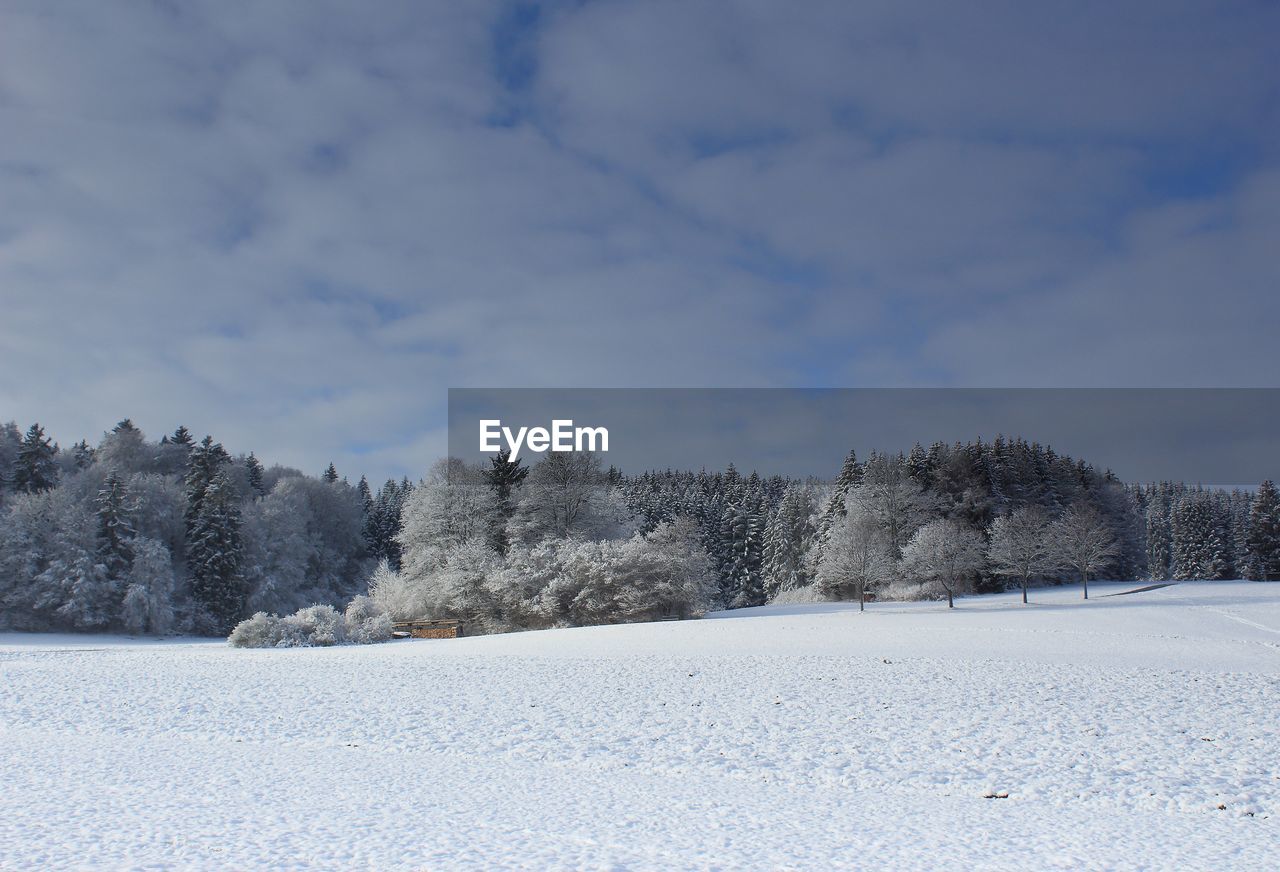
2,581,1278,870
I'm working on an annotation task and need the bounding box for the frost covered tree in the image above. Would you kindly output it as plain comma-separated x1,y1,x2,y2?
323,463,339,484
96,420,150,474
120,537,175,635
1170,491,1229,580
245,452,265,498
188,471,246,633
719,492,766,608
850,454,934,557
987,505,1052,604
398,459,498,580
816,501,894,610
13,423,58,494
482,447,529,554
95,471,135,585
900,518,985,609
1049,504,1119,599
510,451,623,542
1245,480,1280,581
762,483,815,600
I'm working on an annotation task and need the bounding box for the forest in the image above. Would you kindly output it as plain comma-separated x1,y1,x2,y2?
0,419,1277,644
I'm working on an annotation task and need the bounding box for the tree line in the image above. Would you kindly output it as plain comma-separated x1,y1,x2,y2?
1,421,1277,641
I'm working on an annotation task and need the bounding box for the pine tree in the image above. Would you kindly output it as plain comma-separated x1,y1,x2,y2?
72,440,95,469
184,436,231,539
13,423,58,493
482,448,530,553
357,475,373,514
188,471,246,633
170,426,194,448
1245,480,1280,581
245,452,265,497
96,471,135,583
720,493,765,608
761,483,815,599
323,463,339,484
1171,491,1229,580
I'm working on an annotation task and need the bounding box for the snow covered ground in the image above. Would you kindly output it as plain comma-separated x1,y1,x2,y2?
2,581,1278,870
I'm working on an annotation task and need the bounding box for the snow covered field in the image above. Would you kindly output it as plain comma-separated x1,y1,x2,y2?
2,581,1278,871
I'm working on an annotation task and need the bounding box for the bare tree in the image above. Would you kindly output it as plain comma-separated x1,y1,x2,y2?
848,454,935,557
1048,504,1119,600
988,505,1053,604
816,502,895,611
510,451,631,542
901,518,985,609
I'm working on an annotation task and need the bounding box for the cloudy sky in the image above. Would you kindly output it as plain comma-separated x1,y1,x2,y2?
2,1,1277,482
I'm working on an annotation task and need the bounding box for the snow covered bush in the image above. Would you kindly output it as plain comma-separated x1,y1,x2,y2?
367,558,426,620
344,595,393,644
229,602,388,648
227,612,281,648
286,604,345,646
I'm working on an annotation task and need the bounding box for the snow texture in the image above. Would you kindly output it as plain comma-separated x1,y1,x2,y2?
2,581,1278,870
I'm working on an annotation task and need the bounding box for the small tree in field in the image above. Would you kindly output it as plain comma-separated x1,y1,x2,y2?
901,518,985,609
1049,504,1118,600
988,505,1052,604
816,503,894,611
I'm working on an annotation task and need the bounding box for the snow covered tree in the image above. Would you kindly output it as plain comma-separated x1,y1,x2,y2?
13,423,58,494
816,501,895,609
482,447,529,553
509,452,629,543
1170,491,1230,580
323,463,339,484
1245,480,1280,581
245,452,265,497
95,471,135,587
719,492,766,608
851,454,934,557
96,419,150,474
1145,485,1174,580
900,518,985,608
120,537,175,635
762,483,816,599
188,470,246,633
987,505,1052,604
184,436,231,538
1048,504,1119,599
399,459,498,580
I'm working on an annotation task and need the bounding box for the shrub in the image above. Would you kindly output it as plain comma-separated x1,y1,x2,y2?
344,595,393,644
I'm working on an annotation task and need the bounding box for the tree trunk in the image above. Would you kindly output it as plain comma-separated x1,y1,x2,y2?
946,585,954,609
859,586,865,612
1082,569,1089,600
1021,576,1028,604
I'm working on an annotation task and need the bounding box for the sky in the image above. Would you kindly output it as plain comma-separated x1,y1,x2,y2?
1,1,1278,483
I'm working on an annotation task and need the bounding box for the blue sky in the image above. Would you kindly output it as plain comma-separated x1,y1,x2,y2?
1,1,1277,482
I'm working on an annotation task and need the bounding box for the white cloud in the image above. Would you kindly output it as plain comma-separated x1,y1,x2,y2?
0,0,1276,480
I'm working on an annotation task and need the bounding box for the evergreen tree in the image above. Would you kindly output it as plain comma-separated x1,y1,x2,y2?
720,492,765,608
1171,491,1230,580
13,423,58,493
188,471,246,633
323,463,339,484
1145,485,1174,580
169,426,194,448
1245,480,1280,581
72,440,95,469
357,475,373,514
184,436,231,539
761,483,815,599
96,471,135,583
245,452,265,497
482,448,530,553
